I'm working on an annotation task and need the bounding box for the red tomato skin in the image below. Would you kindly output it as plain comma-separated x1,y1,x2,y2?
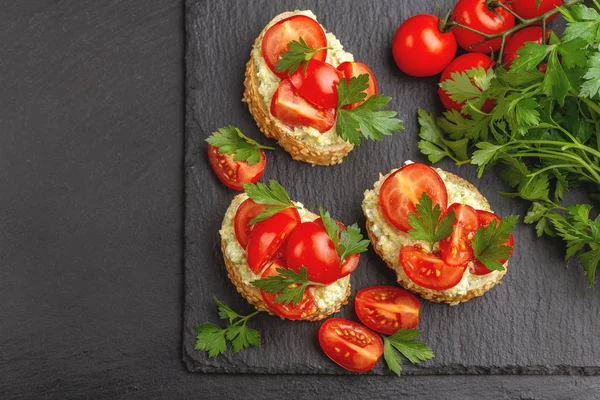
438,53,495,113
246,212,299,274
392,14,458,77
313,217,360,278
261,15,327,79
399,246,467,291
234,199,300,248
439,203,480,267
379,163,449,232
259,259,319,320
285,221,342,284
271,79,336,133
451,0,515,53
336,62,378,109
503,27,548,69
512,0,562,22
318,318,384,372
471,211,515,275
207,144,266,190
355,286,420,335
288,60,342,109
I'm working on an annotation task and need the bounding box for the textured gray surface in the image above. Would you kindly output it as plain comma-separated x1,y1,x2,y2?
184,0,600,375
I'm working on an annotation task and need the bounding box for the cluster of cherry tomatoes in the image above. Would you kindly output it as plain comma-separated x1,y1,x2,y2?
234,197,360,319
264,15,378,132
391,0,561,112
380,163,514,290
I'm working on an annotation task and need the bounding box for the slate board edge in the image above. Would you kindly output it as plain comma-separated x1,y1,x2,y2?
182,0,599,376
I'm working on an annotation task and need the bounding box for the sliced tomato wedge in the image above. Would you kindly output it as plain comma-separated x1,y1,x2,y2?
285,221,341,284
234,198,300,248
399,245,466,290
261,15,327,79
246,212,299,274
259,259,319,320
471,210,514,275
318,318,383,372
336,62,378,109
355,286,420,335
288,60,342,109
207,144,266,190
271,79,336,133
379,163,448,232
313,217,360,278
439,203,479,267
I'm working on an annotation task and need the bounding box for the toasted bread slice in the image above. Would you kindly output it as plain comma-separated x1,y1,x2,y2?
220,194,351,321
243,11,354,166
362,168,508,305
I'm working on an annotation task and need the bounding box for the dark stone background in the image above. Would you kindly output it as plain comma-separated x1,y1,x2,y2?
2,0,599,398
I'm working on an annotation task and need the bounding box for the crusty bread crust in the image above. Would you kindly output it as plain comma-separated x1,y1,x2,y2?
221,194,351,321
364,170,508,306
242,11,354,166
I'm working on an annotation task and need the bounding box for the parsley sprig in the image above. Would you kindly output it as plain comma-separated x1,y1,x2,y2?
319,207,370,263
251,266,323,305
194,297,261,357
408,192,456,250
242,180,301,224
335,75,404,145
472,215,519,272
382,329,434,376
205,126,274,165
275,37,329,75
418,1,600,286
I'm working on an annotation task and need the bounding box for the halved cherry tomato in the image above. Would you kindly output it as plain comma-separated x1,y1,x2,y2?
207,144,266,190
246,212,299,274
285,221,341,284
438,52,495,113
503,27,549,70
314,217,360,278
288,60,342,109
399,245,467,290
439,203,479,267
259,259,319,320
261,15,327,79
512,0,562,22
391,14,458,77
234,199,300,248
318,318,383,372
379,163,448,232
336,62,378,109
271,79,336,133
472,210,514,275
451,0,515,53
355,286,420,335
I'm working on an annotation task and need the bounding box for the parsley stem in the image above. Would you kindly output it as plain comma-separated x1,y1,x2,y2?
232,310,261,327
511,150,600,184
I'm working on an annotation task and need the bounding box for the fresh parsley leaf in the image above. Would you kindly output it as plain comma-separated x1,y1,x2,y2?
472,215,519,272
408,192,456,250
382,329,434,376
205,126,274,165
581,246,600,287
417,108,470,163
471,142,503,176
251,267,322,305
242,180,300,224
580,51,600,99
336,76,403,145
562,4,600,43
511,42,553,72
318,207,370,263
544,49,570,105
275,37,328,75
194,298,261,357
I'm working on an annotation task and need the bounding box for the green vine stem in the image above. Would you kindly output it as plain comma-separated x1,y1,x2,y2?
446,0,586,64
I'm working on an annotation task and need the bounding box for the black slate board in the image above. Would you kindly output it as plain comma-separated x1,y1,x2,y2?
184,0,600,375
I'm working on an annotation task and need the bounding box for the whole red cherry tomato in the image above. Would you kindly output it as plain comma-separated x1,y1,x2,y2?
503,27,549,69
285,221,341,284
451,0,515,53
392,14,457,77
288,60,342,109
438,53,495,113
319,318,383,372
207,144,266,190
512,0,562,22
